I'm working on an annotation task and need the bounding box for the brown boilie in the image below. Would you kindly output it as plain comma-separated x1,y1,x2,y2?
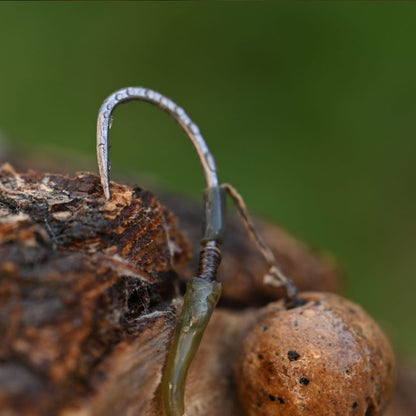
234,292,395,416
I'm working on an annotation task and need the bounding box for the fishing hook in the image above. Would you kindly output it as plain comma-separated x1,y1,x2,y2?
96,87,298,415
96,87,225,416
96,87,219,198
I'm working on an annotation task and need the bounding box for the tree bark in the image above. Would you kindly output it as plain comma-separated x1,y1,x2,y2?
0,161,410,416
0,163,189,415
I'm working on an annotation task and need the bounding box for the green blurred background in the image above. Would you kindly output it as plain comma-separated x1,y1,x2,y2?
0,2,414,358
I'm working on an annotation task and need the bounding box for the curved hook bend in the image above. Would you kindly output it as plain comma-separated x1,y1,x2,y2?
96,88,226,416
96,87,219,200
95,87,299,416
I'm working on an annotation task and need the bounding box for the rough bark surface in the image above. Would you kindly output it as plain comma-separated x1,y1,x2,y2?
0,161,411,415
0,163,189,415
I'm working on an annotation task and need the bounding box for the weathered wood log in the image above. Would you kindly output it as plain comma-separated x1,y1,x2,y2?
0,162,342,415
0,162,190,415
0,145,342,304
0,162,410,415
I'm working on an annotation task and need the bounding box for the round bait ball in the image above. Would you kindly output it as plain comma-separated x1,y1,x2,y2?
234,292,395,415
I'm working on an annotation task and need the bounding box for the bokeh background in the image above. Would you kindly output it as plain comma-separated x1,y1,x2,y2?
0,2,415,359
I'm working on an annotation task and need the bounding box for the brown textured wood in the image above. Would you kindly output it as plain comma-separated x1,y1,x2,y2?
1,146,343,305
0,161,410,416
0,163,189,415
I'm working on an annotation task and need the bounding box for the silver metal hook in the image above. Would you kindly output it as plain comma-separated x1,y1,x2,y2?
95,88,298,415
96,87,226,416
96,87,219,200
